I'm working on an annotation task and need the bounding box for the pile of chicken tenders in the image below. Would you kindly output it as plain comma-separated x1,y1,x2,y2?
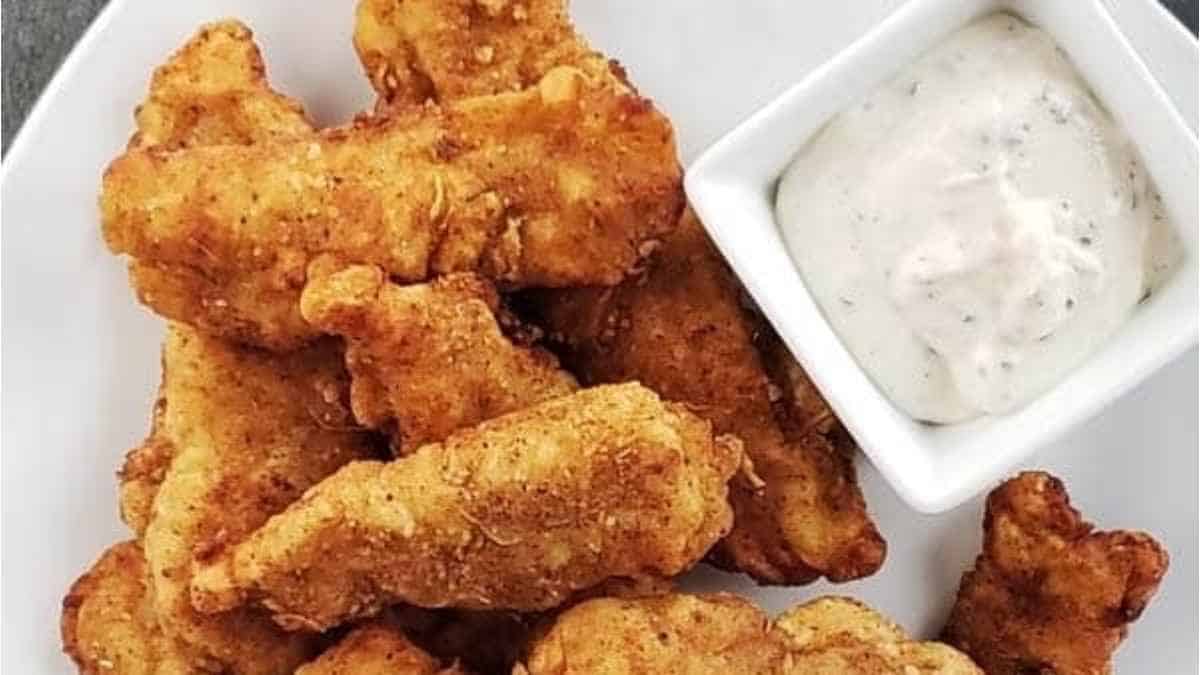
64,2,1170,673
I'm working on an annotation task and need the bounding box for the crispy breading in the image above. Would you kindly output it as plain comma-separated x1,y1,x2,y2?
774,597,981,674
354,0,884,586
102,65,683,350
520,593,782,674
527,212,885,584
354,0,614,105
118,392,173,538
189,383,742,630
123,20,320,350
942,471,1169,675
518,593,981,674
137,327,376,673
295,621,462,675
61,541,197,675
299,264,576,451
129,20,311,151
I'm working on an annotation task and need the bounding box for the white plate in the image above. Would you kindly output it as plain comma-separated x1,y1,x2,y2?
2,2,1195,672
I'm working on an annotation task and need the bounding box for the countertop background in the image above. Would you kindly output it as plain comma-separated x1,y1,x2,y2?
1,0,1197,154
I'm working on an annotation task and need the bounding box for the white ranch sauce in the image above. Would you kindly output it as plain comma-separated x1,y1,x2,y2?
776,13,1179,424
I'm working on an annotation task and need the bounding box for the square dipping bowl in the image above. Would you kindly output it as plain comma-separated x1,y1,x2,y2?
685,0,1199,513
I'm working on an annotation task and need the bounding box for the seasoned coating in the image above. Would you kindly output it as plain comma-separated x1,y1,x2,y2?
520,593,782,674
518,593,981,674
102,66,683,350
61,541,196,675
356,0,883,586
118,391,172,538
528,212,885,584
138,327,376,673
355,0,614,105
295,621,461,675
942,471,1169,675
299,264,576,451
129,20,310,151
774,597,981,674
124,20,319,350
189,383,742,630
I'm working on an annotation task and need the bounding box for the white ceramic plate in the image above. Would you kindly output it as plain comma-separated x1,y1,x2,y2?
2,2,1195,672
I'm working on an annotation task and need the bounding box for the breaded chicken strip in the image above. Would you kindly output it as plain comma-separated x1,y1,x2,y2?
519,593,981,674
528,213,885,584
942,472,1169,675
190,383,742,631
295,621,463,675
133,327,376,673
356,0,884,586
299,263,576,451
61,541,197,675
121,20,321,352
102,66,683,350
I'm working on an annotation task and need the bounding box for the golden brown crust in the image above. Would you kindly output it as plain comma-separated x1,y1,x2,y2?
189,383,741,630
129,20,311,151
942,471,1169,675
102,66,683,350
61,542,197,675
138,327,376,673
774,597,982,674
354,0,613,105
123,19,319,350
299,265,577,451
295,621,462,675
117,390,172,538
528,212,885,584
519,593,981,674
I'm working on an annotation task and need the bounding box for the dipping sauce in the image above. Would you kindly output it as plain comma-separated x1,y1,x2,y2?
776,13,1179,424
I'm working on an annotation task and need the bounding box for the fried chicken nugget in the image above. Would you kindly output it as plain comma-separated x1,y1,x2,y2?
528,213,885,584
354,0,884,586
295,621,463,675
354,0,614,105
190,383,742,631
299,263,576,451
134,327,376,673
61,541,197,675
942,471,1169,675
518,593,981,674
102,66,683,350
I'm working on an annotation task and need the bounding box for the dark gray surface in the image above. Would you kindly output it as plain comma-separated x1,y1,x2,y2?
2,0,1196,155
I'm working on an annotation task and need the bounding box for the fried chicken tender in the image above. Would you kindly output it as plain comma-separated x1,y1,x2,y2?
519,593,981,674
133,327,376,673
527,212,885,584
299,263,576,451
942,471,1169,675
121,20,321,351
354,0,884,586
354,0,613,105
61,542,197,675
102,65,683,350
295,621,463,675
190,383,742,631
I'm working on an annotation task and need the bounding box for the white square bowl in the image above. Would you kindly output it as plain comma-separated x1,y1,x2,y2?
685,0,1199,513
